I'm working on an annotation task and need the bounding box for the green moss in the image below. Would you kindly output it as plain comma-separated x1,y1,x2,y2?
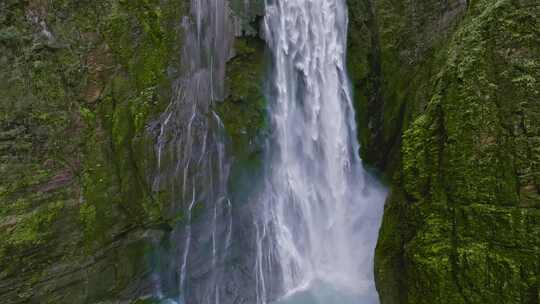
368,0,540,303
374,189,411,304
0,0,185,302
78,0,185,247
217,36,267,157
347,0,459,175
5,201,65,247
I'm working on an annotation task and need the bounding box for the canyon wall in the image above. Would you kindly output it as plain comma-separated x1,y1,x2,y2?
346,0,539,302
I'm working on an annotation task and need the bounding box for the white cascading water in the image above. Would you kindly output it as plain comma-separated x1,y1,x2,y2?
255,0,387,303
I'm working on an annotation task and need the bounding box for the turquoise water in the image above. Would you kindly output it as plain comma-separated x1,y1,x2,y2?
161,280,378,304
273,280,379,304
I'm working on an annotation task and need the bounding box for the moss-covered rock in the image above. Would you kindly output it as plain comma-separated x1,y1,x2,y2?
0,0,269,301
0,0,185,302
217,36,267,158
347,0,539,302
347,0,465,174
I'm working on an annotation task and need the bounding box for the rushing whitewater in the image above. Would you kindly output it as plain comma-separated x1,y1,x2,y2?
255,0,387,302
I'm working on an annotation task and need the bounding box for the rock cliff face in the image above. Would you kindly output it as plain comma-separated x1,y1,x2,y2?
1,1,187,302
347,0,539,303
1,0,538,303
0,0,268,303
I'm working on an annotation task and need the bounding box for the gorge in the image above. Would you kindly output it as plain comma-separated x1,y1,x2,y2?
0,0,538,304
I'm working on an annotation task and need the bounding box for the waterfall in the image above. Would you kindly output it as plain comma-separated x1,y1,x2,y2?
254,0,387,302
150,0,386,303
151,0,236,303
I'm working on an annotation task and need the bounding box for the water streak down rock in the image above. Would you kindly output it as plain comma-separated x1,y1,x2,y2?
151,0,236,302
